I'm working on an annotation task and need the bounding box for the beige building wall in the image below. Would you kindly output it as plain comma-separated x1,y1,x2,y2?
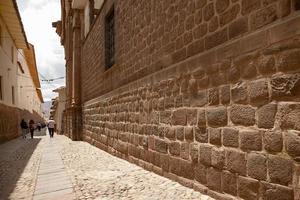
0,16,19,107
17,50,43,116
53,87,66,134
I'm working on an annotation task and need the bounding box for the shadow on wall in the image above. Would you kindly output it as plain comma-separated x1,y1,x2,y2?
0,103,44,143
0,137,41,199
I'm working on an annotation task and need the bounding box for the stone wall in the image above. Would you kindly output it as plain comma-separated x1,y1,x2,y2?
0,103,44,143
81,0,300,199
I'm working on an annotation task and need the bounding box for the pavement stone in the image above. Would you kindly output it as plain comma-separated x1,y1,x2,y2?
0,130,214,200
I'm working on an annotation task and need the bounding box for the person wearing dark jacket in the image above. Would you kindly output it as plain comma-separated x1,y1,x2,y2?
29,120,35,139
20,119,28,139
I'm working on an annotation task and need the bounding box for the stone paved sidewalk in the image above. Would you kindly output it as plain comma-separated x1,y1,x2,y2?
0,132,213,200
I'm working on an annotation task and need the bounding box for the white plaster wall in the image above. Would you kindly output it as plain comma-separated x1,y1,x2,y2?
0,16,18,107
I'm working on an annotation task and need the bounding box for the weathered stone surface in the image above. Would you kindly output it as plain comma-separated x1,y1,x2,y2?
234,53,258,79
172,109,187,126
180,142,190,160
238,176,259,200
285,130,300,158
271,73,300,100
169,141,181,156
190,143,199,163
184,127,194,141
277,50,300,72
211,147,224,169
226,150,246,175
207,107,228,127
216,0,230,14
222,171,237,196
166,127,176,140
187,109,197,125
250,5,278,30
203,3,215,21
248,79,269,105
195,127,208,143
231,82,248,104
223,128,239,147
199,144,212,166
205,28,228,50
208,16,219,33
230,105,255,126
247,153,267,180
209,128,221,146
208,88,219,105
229,17,248,39
155,139,168,154
257,56,276,75
207,167,221,191
257,103,277,128
194,163,207,184
220,85,230,105
264,131,283,153
242,0,261,15
220,4,240,27
268,155,293,186
260,182,294,200
176,127,185,141
278,103,300,130
240,129,262,151
228,66,240,83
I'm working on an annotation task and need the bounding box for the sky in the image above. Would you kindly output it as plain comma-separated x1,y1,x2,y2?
17,0,65,102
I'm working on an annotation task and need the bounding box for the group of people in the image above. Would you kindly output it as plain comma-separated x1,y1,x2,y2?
20,118,56,139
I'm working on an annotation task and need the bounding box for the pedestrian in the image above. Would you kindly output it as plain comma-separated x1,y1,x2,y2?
29,119,35,139
37,122,41,132
47,118,55,138
20,119,28,139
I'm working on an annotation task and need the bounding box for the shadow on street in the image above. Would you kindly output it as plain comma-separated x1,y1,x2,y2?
0,129,43,199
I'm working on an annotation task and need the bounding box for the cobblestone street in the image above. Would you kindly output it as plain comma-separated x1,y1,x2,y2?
0,129,213,200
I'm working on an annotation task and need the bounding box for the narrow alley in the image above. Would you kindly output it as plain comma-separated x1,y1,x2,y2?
0,129,213,200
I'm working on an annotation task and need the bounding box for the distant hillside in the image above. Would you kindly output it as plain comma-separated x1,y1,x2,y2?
42,101,52,120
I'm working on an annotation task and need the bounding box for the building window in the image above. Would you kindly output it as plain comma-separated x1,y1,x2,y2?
12,86,15,104
0,76,2,100
105,7,115,69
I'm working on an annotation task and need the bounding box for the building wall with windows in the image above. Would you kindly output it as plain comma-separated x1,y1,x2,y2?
56,0,300,199
0,0,44,142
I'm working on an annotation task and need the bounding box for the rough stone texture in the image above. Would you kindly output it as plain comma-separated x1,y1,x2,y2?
207,107,228,128
247,153,267,180
56,1,300,199
264,131,283,153
225,150,246,176
222,128,239,147
257,103,277,128
285,130,300,158
230,105,256,126
238,176,259,200
268,155,293,186
260,182,294,200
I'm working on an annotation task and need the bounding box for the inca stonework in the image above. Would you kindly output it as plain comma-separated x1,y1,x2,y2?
55,0,300,199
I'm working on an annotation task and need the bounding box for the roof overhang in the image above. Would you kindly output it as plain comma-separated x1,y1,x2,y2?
0,0,29,49
72,0,88,9
24,44,44,103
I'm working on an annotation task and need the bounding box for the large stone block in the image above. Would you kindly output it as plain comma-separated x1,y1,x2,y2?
211,147,225,169
278,103,300,130
208,87,219,105
285,130,300,158
242,0,261,15
249,79,269,105
250,4,277,30
207,167,222,192
229,17,248,39
195,127,208,143
230,104,256,126
197,109,206,127
223,127,239,147
155,139,168,154
184,127,194,141
260,182,294,200
194,163,207,184
264,130,283,153
176,127,185,141
278,50,300,72
257,103,277,128
271,73,300,100
186,109,197,125
180,142,190,160
219,4,240,27
226,150,247,175
231,81,248,104
207,106,228,127
169,141,181,156
268,155,293,186
240,129,262,151
238,176,259,200
247,153,267,180
222,171,237,196
200,144,212,166
208,128,222,146
216,0,229,14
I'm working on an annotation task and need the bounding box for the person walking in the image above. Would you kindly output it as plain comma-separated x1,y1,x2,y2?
36,122,41,132
47,118,55,138
20,119,28,139
29,119,35,139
